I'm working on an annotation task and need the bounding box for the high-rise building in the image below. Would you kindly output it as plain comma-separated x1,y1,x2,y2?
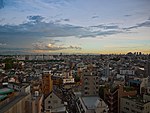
81,69,100,96
42,71,53,96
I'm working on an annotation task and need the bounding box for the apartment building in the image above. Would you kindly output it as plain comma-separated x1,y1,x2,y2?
104,85,137,113
81,69,100,96
120,96,150,113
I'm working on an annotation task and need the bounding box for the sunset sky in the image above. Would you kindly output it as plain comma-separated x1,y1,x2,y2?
0,0,150,54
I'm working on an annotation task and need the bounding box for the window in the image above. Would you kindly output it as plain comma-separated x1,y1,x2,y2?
124,107,129,111
77,100,80,104
85,92,88,94
48,106,52,109
85,77,88,80
131,109,135,113
121,111,126,113
85,82,88,85
48,101,51,103
84,87,88,90
126,102,129,105
50,95,52,98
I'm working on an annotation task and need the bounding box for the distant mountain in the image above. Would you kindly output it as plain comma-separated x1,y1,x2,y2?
0,0,4,9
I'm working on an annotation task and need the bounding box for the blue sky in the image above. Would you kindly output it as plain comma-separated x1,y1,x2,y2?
0,0,150,54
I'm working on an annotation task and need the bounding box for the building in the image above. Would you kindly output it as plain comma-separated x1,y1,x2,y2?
63,78,75,84
44,91,66,113
25,92,43,113
128,77,148,94
51,76,63,85
145,60,150,77
120,70,135,76
0,82,32,113
76,96,108,113
16,55,26,60
120,96,150,113
0,93,31,113
81,69,100,96
42,71,53,95
104,85,137,113
8,82,31,94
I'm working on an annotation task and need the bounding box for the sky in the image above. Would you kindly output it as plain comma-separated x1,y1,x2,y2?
0,0,150,54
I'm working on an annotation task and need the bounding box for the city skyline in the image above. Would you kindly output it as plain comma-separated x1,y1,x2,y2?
0,0,150,54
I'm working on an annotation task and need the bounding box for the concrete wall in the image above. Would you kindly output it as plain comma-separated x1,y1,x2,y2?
4,94,31,113
44,92,64,111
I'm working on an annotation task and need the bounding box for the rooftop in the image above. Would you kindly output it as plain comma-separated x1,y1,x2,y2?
122,96,149,105
8,82,30,88
129,80,141,84
81,96,99,109
51,106,66,112
0,95,7,100
123,86,135,92
0,88,14,95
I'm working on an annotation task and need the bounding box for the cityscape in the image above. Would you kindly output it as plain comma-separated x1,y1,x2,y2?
0,0,150,113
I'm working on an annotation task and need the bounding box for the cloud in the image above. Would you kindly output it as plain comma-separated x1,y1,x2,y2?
91,24,119,30
0,48,32,55
69,45,82,50
55,18,70,23
63,18,70,22
45,44,81,51
0,18,5,23
0,0,4,9
2,15,149,41
79,30,123,38
0,42,6,46
41,0,70,6
92,16,99,19
123,18,150,30
0,15,123,40
124,15,131,17
32,40,82,51
27,15,44,22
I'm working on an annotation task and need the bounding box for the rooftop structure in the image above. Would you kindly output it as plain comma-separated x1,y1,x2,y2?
0,88,14,95
76,96,108,113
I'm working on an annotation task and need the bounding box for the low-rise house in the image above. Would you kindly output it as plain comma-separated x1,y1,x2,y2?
44,91,67,113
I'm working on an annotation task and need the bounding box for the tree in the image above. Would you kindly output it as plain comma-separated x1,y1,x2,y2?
3,58,13,70
75,76,80,82
99,86,105,100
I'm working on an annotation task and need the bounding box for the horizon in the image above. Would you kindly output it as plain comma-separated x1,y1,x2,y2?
0,0,150,54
